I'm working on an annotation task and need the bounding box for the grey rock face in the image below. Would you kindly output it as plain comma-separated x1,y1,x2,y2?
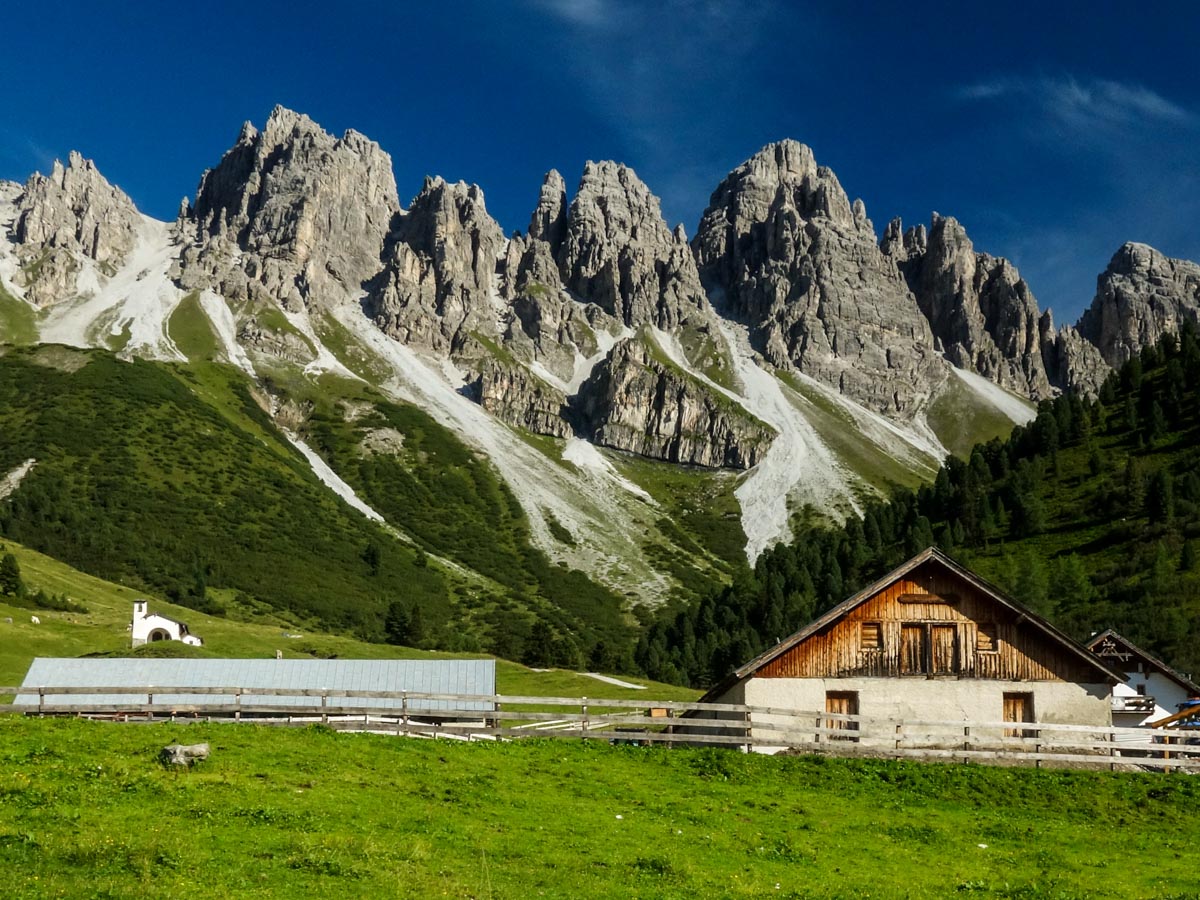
557,161,707,331
1077,242,1200,367
888,214,1053,399
693,140,940,414
1038,311,1111,399
528,169,567,250
474,357,573,438
13,152,141,306
367,176,507,354
236,316,317,366
180,106,400,309
575,338,774,469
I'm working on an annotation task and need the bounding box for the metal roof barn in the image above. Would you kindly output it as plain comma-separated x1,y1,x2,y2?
14,658,496,713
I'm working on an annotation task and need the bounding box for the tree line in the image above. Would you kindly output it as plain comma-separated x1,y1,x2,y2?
636,324,1200,687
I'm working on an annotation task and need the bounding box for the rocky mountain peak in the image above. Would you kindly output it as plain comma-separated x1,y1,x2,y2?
694,141,940,415
1077,242,1200,368
528,169,567,251
365,175,507,355
703,140,860,235
395,176,505,279
556,160,708,330
179,106,400,311
12,151,141,306
883,213,1053,400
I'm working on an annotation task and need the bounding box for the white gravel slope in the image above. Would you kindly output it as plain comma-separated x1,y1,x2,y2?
39,216,185,361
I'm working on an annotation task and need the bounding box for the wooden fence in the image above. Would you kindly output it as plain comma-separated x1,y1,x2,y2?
4,685,1200,771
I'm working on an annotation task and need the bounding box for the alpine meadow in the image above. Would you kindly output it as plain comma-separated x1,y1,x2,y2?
3,3,1200,897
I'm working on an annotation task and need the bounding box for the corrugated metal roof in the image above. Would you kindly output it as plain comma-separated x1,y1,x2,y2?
15,658,496,712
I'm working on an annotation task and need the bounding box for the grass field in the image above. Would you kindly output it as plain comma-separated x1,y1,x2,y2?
1,717,1198,898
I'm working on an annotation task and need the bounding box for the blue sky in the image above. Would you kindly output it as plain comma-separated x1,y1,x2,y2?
4,1,1197,323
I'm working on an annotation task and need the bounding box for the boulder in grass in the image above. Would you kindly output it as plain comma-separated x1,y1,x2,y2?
160,743,210,767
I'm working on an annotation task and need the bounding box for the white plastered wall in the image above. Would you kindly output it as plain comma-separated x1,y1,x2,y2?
735,676,1111,750
1113,670,1195,726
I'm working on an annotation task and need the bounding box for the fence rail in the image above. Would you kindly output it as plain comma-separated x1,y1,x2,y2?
4,686,1199,771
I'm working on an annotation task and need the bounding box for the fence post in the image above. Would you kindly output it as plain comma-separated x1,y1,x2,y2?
581,697,588,740
962,725,970,765
744,707,752,753
236,688,242,722
401,691,408,736
815,714,822,745
321,691,328,725
38,687,44,717
895,723,902,759
1110,731,1116,772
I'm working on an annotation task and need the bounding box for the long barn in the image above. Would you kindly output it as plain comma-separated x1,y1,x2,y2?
699,547,1122,750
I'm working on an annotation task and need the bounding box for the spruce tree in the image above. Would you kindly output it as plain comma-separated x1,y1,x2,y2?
0,553,24,597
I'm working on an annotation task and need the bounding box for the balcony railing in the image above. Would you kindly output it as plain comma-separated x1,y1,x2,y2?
1112,695,1156,713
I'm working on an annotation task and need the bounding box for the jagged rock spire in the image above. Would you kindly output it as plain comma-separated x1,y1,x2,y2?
13,151,141,306
180,105,401,309
694,140,940,415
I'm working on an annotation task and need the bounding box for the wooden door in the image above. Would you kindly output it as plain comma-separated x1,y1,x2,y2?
825,691,859,741
1003,692,1034,737
900,624,926,674
931,625,958,675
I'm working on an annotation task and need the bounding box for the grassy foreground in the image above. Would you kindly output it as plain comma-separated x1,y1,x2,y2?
2,718,1198,899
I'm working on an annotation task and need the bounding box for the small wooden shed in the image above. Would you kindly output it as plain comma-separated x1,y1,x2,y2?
699,547,1122,750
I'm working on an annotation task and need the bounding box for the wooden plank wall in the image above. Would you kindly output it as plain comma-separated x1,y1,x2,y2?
759,562,1099,682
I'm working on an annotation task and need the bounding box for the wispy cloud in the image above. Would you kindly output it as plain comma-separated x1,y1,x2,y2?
530,0,612,28
0,129,56,182
951,74,1199,322
956,75,1195,133
519,0,790,226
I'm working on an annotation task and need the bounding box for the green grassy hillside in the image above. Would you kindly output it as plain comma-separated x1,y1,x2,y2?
2,717,1198,899
0,346,633,663
0,536,695,701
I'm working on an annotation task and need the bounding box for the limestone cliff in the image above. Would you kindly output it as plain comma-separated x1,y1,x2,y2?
557,161,709,332
1077,242,1200,367
885,214,1053,400
574,338,774,469
693,140,942,415
13,152,141,306
366,176,507,355
179,106,400,310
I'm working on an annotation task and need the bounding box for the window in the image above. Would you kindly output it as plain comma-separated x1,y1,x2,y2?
976,623,998,652
861,622,882,650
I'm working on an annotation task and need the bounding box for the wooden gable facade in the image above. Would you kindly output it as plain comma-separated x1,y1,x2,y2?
757,559,1103,684
709,547,1121,698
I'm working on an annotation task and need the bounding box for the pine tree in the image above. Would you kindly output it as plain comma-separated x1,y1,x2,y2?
1146,470,1174,524
1013,548,1051,617
384,600,411,646
0,553,24,597
1049,555,1096,609
1179,541,1196,573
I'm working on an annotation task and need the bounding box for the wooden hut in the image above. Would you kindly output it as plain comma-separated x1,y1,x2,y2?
699,547,1122,751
